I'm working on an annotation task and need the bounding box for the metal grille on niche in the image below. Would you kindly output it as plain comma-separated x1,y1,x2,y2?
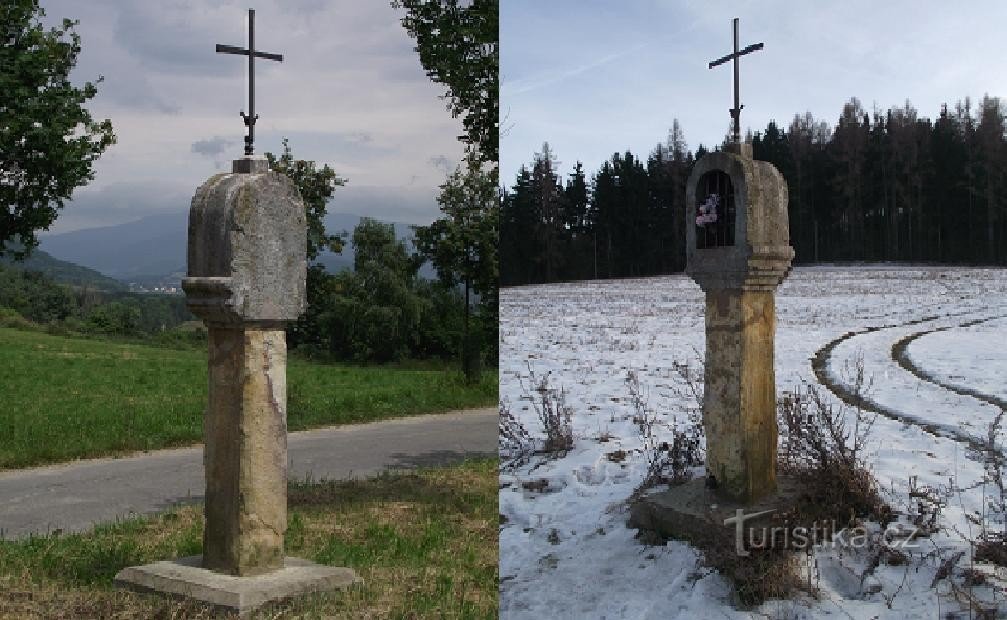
695,170,736,248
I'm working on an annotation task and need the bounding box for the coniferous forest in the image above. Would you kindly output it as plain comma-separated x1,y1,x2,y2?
500,96,1007,286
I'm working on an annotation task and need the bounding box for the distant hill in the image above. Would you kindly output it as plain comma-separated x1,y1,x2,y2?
0,248,127,292
40,213,187,281
39,212,432,287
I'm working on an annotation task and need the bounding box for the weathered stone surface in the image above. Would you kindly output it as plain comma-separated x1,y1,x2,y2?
628,476,801,547
685,147,794,292
114,555,361,616
684,149,794,504
703,289,778,501
183,169,306,324
115,162,361,609
203,326,288,576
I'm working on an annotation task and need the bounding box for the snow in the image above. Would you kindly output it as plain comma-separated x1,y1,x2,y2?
499,266,1007,619
905,316,1007,403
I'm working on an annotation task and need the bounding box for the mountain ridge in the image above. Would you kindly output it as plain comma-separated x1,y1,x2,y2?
40,212,427,286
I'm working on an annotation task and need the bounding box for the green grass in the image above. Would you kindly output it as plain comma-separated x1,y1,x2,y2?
0,459,498,619
0,327,496,469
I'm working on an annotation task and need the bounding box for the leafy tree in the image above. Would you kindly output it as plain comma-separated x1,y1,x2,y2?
414,153,498,379
0,0,115,257
393,0,498,162
325,219,425,363
0,265,75,322
85,301,140,336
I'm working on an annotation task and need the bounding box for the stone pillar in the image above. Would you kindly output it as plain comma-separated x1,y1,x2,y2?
181,157,308,576
703,289,778,501
685,143,794,503
202,325,288,575
114,158,359,615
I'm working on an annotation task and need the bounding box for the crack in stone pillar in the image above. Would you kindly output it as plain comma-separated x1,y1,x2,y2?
203,324,288,576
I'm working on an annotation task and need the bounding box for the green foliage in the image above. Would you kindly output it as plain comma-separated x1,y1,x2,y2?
415,153,499,298
0,264,76,322
0,326,495,468
84,301,140,336
414,153,500,378
393,0,498,163
320,219,425,363
292,219,474,366
412,278,466,359
0,0,115,257
0,263,193,339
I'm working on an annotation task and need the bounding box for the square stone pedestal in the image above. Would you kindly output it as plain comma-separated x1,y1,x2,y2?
629,476,803,549
115,556,360,616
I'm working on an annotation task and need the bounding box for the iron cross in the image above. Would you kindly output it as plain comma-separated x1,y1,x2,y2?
708,18,764,144
215,9,283,156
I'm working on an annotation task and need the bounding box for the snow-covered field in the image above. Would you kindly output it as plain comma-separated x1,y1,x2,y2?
499,266,1007,619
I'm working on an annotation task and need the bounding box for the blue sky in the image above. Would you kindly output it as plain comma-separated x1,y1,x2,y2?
501,1,1007,183
37,0,465,232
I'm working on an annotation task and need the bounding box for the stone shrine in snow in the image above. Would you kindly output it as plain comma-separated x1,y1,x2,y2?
685,16,794,503
686,141,794,502
114,9,359,615
629,19,795,544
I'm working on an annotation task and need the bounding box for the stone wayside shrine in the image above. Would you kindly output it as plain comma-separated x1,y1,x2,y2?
114,9,359,615
630,18,797,547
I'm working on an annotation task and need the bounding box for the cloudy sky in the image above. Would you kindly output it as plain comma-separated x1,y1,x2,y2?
501,1,1007,183
38,0,465,233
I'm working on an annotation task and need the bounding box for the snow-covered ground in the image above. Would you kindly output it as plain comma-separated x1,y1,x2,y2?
499,266,1007,619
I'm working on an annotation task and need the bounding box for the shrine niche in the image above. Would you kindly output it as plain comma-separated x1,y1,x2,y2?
695,169,736,249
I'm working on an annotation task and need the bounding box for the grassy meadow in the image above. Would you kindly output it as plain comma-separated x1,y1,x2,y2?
0,326,496,469
0,458,498,619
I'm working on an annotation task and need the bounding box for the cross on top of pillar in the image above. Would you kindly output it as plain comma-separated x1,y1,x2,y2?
708,17,764,145
216,8,284,157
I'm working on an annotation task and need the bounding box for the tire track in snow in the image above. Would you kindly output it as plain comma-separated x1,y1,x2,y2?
891,316,1007,413
811,307,1001,453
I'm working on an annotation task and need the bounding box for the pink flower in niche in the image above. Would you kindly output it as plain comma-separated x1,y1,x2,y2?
696,194,719,226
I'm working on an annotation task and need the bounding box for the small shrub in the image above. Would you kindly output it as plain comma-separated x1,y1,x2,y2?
0,307,33,330
521,365,574,455
974,410,1007,568
777,357,891,526
499,400,534,469
627,369,704,495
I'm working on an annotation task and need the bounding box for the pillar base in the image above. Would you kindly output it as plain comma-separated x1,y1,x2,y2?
114,556,361,616
628,476,802,548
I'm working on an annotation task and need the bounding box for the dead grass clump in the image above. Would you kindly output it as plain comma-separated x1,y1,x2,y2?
628,367,705,497
709,358,892,608
700,540,811,608
777,359,893,527
974,410,1007,569
499,400,534,469
516,365,574,456
499,366,575,470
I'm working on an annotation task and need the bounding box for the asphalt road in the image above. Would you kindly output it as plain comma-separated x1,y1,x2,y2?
0,408,496,539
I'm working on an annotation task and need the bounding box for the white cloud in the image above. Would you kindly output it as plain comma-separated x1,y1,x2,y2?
36,0,466,231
